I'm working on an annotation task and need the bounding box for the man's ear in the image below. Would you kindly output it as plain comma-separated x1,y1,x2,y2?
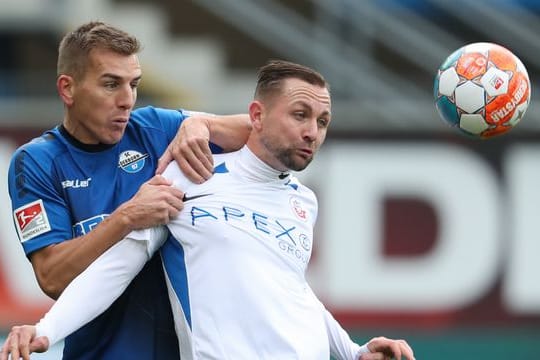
248,100,264,130
57,75,75,106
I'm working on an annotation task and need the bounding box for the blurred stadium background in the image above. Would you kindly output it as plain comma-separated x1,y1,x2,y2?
1,0,539,358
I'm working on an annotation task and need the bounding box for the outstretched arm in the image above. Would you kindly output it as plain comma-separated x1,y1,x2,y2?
29,175,183,299
323,308,415,360
0,227,167,359
36,231,162,346
309,283,415,360
323,307,368,360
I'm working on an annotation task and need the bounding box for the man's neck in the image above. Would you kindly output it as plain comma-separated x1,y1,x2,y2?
59,124,115,152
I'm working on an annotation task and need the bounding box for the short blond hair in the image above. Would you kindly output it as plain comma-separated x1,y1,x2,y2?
57,21,140,79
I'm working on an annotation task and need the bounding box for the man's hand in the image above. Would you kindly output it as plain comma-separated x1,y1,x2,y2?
156,113,251,183
360,336,415,360
360,354,392,360
156,116,214,183
0,325,49,360
116,175,184,230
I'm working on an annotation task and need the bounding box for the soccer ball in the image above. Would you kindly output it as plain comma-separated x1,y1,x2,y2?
434,42,531,139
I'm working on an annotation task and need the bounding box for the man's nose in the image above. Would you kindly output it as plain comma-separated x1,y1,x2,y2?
302,119,318,142
117,84,136,109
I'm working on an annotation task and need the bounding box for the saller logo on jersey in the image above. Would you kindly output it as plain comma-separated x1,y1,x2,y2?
118,150,149,173
13,199,51,242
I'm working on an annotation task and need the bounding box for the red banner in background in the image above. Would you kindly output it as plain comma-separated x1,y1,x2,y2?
0,128,53,327
1,128,540,330
300,132,540,330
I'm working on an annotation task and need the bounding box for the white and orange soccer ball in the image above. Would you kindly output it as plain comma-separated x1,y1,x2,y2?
434,42,531,139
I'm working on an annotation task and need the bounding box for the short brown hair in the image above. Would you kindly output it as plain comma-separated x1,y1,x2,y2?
57,21,141,79
254,59,329,100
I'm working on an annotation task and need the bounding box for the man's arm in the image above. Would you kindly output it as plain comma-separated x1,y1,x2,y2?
156,113,251,180
322,307,367,360
207,114,252,151
28,112,244,299
0,227,166,360
30,175,183,299
323,308,416,360
310,284,415,360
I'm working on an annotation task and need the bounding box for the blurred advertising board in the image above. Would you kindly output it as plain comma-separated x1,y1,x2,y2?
302,132,540,326
0,128,538,358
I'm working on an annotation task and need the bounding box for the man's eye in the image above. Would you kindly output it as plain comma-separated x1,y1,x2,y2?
318,118,329,127
104,82,118,89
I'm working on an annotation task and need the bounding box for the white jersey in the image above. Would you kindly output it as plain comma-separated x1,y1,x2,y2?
35,146,367,360
162,146,326,359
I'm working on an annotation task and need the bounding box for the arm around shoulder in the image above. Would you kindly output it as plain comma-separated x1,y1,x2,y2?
206,113,252,152
156,113,251,181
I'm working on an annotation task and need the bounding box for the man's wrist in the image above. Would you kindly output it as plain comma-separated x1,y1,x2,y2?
109,205,136,234
356,343,371,358
194,113,213,140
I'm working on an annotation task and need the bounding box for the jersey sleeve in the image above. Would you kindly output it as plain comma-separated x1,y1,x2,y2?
35,227,167,346
131,106,185,143
126,226,169,258
323,307,369,360
8,145,74,256
303,285,367,360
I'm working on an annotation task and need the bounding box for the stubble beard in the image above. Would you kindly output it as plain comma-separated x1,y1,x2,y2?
261,137,313,172
278,148,313,172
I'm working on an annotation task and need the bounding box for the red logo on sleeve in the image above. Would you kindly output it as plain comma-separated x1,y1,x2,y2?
13,199,51,242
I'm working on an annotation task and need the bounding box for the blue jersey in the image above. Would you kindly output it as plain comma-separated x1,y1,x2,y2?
8,106,218,359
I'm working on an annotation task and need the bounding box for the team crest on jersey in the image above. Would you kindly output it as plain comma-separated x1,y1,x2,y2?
289,196,308,221
13,199,51,242
118,150,149,173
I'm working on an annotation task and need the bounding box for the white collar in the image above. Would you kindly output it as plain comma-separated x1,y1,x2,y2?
233,146,291,183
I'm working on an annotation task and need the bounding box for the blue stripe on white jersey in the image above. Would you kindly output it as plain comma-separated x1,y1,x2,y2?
160,236,191,327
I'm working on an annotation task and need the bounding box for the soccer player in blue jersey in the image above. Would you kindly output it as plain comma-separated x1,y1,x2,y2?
3,22,250,359
1,60,415,360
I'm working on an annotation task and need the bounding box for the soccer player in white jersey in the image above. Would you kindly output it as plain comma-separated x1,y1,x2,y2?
1,60,415,360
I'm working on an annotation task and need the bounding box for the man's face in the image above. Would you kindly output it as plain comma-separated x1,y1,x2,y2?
255,78,331,172
66,48,142,144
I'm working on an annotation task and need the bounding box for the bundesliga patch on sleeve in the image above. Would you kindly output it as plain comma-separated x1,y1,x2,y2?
13,199,52,242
